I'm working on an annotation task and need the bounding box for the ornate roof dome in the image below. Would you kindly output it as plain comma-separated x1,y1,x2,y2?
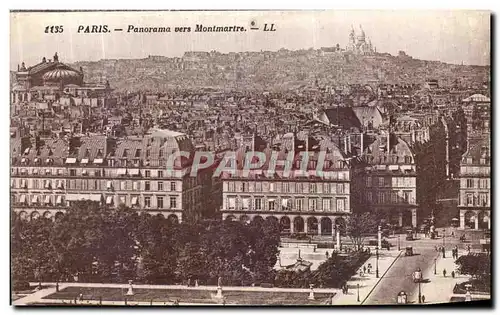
42,65,82,82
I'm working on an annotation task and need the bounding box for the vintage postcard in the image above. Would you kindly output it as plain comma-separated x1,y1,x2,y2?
10,10,491,306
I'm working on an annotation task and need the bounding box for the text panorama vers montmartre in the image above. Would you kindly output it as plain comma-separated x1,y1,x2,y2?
127,25,246,33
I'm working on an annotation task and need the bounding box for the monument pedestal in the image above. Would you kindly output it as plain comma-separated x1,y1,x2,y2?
215,287,223,299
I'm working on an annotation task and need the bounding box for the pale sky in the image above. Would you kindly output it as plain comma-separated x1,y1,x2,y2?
10,10,490,69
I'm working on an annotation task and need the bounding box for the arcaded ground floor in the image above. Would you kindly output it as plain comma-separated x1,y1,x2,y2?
222,211,351,235
12,207,184,224
458,208,491,230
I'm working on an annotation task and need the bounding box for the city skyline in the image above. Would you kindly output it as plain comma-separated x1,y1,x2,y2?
10,10,491,69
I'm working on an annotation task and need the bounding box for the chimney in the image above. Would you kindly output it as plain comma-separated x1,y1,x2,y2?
344,135,348,154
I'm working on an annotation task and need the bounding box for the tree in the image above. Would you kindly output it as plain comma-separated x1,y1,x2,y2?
51,201,138,282
456,253,491,281
347,212,378,250
11,214,59,282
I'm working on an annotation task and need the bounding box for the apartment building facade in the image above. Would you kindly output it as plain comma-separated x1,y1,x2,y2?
220,134,351,236
10,129,212,223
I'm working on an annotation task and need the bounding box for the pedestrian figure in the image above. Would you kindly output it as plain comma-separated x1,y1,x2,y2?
359,269,363,277
443,269,447,277
363,265,367,274
326,251,329,259
422,295,426,303
79,293,84,301
467,245,471,253
345,285,349,294
451,231,455,237
187,278,191,287
367,267,371,274
451,271,455,278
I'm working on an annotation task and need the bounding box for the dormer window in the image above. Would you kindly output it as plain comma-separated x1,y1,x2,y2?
135,149,141,157
123,149,128,158
84,148,90,158
96,149,103,158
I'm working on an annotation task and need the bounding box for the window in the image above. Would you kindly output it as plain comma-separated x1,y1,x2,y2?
119,195,126,205
479,193,488,206
170,196,177,209
170,182,177,191
228,197,236,210
254,198,262,210
242,198,250,210
479,179,488,189
403,191,411,203
466,194,473,206
466,179,474,188
337,183,344,194
322,198,331,211
378,177,384,187
296,183,302,193
367,192,372,203
269,183,275,192
94,170,102,177
281,198,291,211
70,169,77,176
132,181,139,190
158,181,163,191
158,170,163,178
405,156,412,164
323,183,330,193
309,198,317,211
295,198,304,211
268,199,276,211
255,182,262,192
310,183,317,193
120,181,126,190
242,182,247,192
144,196,151,208
283,182,290,193
336,198,345,212
157,196,164,208
145,181,150,191
366,176,372,187
145,170,151,178
378,192,385,204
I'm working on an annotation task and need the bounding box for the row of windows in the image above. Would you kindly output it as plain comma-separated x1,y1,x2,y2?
365,191,414,204
463,193,489,207
463,178,490,189
365,176,415,188
225,196,348,212
12,167,176,179
11,178,179,192
12,194,179,209
225,181,349,194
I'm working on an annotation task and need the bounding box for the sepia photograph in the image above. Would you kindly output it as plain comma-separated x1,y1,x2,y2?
9,9,491,306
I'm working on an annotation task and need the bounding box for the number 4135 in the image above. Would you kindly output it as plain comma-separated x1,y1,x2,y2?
45,26,64,33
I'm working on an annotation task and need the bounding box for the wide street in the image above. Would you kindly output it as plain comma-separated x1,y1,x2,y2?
363,233,471,305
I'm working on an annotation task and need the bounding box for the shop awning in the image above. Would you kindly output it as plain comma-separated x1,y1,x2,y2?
65,158,77,164
131,197,139,205
66,194,102,202
106,196,113,205
129,169,140,176
117,169,127,176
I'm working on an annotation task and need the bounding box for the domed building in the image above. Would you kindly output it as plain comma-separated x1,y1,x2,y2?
346,25,375,55
11,52,112,104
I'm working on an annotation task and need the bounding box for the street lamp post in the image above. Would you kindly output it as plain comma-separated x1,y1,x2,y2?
413,268,422,304
357,283,360,302
375,247,379,278
398,234,401,251
442,229,446,258
434,258,437,275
